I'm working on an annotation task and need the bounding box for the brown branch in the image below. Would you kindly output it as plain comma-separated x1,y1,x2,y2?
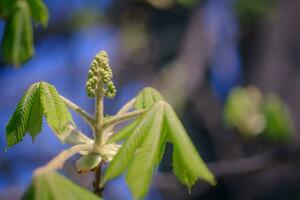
93,164,104,197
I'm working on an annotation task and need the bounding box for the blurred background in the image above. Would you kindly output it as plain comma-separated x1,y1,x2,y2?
1,0,300,199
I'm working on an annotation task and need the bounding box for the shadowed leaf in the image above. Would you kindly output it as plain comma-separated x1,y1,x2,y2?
27,0,49,27
22,172,101,200
1,1,34,66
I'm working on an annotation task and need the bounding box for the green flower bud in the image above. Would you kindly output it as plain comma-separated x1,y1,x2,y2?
85,50,116,98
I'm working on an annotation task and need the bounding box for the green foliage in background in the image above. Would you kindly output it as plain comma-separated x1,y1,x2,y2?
0,0,48,66
262,94,294,141
224,86,294,142
6,51,216,200
144,0,198,10
235,0,273,23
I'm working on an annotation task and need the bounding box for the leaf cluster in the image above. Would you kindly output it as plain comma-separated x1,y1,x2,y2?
6,61,216,199
105,87,216,199
0,0,48,66
224,86,294,142
6,81,74,147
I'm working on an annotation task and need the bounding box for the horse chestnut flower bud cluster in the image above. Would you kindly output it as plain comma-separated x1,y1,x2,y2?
85,51,116,98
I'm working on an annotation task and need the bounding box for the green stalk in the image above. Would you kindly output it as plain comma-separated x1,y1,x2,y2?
95,86,104,145
103,109,146,129
60,95,95,128
94,83,105,197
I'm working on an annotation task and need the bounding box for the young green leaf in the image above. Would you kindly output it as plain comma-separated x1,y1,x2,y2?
126,103,164,199
164,103,216,188
107,87,164,144
156,128,167,166
22,172,101,200
103,106,157,185
27,0,49,27
134,87,164,110
107,118,141,143
104,100,215,199
40,82,74,135
27,85,43,140
1,0,34,66
6,83,40,147
6,82,76,147
172,147,197,191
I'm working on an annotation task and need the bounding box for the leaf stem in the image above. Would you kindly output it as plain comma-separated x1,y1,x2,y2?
60,95,95,128
34,144,93,175
116,98,136,115
103,109,146,129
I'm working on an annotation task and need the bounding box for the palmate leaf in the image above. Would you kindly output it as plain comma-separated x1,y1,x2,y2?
125,103,164,199
164,103,216,189
108,87,164,144
108,118,141,143
103,106,157,184
6,82,75,147
104,96,216,199
1,0,34,66
6,83,40,147
40,82,74,135
27,84,43,139
134,87,164,110
22,172,101,200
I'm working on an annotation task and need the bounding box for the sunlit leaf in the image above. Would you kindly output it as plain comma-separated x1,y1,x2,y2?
6,83,40,147
103,106,157,184
27,84,43,140
104,99,215,199
6,82,76,147
172,146,197,191
134,87,164,110
22,172,101,200
40,82,74,135
126,103,164,199
164,103,216,189
108,118,141,143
